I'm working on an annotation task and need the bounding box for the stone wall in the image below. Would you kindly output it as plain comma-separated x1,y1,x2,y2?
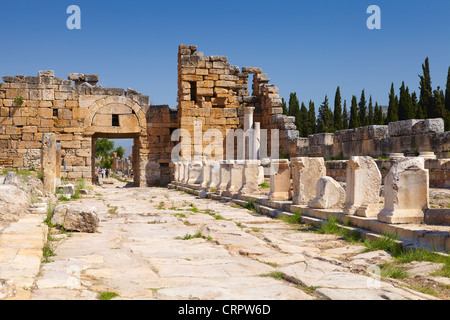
0,70,154,186
296,119,450,160
176,45,299,160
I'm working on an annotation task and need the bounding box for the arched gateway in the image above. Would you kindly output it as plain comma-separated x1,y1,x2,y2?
83,96,148,186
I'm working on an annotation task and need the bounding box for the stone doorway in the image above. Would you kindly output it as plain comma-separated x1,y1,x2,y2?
91,133,141,187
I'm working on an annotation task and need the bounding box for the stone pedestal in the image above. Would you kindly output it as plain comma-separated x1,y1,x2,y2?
216,160,232,194
182,162,190,184
41,133,57,194
173,162,180,182
389,153,405,161
309,176,345,209
291,157,326,205
268,159,291,201
201,160,212,188
238,160,261,196
343,156,382,217
223,160,245,197
377,157,429,224
187,161,203,185
419,152,437,160
207,161,220,191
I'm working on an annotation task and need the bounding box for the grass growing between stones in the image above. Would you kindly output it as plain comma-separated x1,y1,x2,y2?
244,200,257,213
315,217,363,244
260,181,270,189
107,207,118,215
98,291,119,300
178,231,212,241
260,271,284,280
278,210,302,224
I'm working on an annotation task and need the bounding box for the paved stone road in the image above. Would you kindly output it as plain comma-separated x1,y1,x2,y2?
29,183,435,300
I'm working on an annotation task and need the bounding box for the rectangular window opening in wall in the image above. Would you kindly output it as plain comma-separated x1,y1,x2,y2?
189,81,197,102
112,114,119,127
53,109,58,117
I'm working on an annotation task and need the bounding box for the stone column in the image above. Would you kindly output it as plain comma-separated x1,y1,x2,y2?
187,161,203,185
206,161,220,191
291,157,326,205
41,133,57,194
239,160,261,195
377,157,429,224
216,160,232,194
268,159,291,201
223,160,245,197
344,156,382,217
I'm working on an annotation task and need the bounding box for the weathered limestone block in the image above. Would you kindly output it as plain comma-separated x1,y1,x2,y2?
412,118,444,135
57,184,75,197
388,119,420,137
291,157,326,205
223,160,245,197
51,204,99,233
268,159,291,201
377,157,429,224
41,133,57,194
309,176,345,209
187,161,203,185
343,156,382,217
239,160,261,195
0,184,31,222
216,160,232,194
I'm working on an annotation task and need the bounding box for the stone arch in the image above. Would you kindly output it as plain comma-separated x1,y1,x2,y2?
83,96,147,136
83,96,148,187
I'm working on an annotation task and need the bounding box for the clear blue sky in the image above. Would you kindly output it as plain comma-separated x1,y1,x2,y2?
1,0,449,110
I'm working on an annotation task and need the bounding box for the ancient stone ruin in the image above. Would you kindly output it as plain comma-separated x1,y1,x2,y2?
1,44,449,237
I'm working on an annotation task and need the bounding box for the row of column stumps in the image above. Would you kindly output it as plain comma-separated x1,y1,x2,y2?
173,155,430,225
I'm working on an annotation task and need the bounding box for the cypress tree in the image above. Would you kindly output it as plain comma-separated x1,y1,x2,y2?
411,92,418,119
317,95,334,133
374,102,381,125
342,100,348,130
418,57,432,119
288,93,300,118
445,67,450,130
368,96,374,125
334,87,343,131
398,82,415,120
282,98,288,116
308,100,316,135
358,89,368,127
430,87,445,119
446,67,450,114
349,95,360,129
298,102,309,137
387,83,398,123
